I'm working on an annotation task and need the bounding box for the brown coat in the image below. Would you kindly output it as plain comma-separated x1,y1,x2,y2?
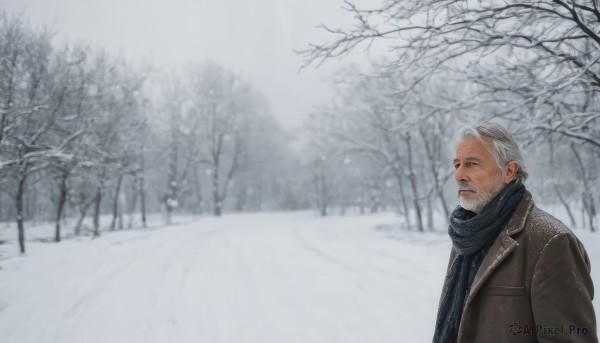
440,191,598,343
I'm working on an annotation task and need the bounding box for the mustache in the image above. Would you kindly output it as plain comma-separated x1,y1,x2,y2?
457,181,477,192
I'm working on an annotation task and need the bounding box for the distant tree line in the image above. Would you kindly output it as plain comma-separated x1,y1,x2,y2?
0,13,309,253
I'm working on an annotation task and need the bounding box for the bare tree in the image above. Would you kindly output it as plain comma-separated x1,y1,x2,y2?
300,0,600,229
0,16,85,251
188,63,245,217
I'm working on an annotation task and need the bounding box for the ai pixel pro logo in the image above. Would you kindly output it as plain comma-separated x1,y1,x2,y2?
509,322,590,336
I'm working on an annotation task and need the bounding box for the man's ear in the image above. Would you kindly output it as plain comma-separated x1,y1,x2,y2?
504,161,518,183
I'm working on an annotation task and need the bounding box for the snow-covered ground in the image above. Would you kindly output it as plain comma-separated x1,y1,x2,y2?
0,211,598,343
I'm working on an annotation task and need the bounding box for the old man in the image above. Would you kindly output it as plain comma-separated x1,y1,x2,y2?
433,123,597,343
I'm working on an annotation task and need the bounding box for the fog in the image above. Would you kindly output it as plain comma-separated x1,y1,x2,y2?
0,1,599,342
1,0,373,129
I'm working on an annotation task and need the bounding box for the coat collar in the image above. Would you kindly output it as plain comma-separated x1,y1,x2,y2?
461,190,535,315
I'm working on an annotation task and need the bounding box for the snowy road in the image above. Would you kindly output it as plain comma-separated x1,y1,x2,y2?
0,212,597,343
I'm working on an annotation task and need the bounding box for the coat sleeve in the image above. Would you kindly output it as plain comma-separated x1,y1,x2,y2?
531,232,598,343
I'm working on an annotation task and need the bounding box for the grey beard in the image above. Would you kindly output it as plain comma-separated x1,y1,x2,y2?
459,197,487,214
457,176,505,214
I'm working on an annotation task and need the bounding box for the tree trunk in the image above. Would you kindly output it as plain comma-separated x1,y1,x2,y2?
392,171,411,228
571,143,596,232
437,189,450,220
29,183,37,223
165,103,180,224
358,186,365,215
140,179,147,228
110,173,123,230
128,175,139,229
256,180,263,212
118,194,124,230
315,158,328,217
193,164,203,215
427,195,433,230
384,129,410,227
0,193,5,222
406,133,424,232
419,126,450,221
583,192,596,232
74,199,93,236
15,171,27,254
212,162,222,217
370,188,380,214
553,185,577,227
0,111,7,143
55,173,68,242
140,155,147,228
93,187,102,237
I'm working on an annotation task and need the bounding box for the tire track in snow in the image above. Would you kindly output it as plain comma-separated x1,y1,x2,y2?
292,226,410,279
44,227,222,343
144,227,223,343
4,230,187,343
292,226,363,274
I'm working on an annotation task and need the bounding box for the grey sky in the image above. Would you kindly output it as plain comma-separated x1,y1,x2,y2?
1,0,371,129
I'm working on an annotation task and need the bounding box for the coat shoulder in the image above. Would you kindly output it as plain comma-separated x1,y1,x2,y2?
524,205,576,245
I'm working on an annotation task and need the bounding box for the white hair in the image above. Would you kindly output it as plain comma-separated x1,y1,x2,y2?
454,122,528,182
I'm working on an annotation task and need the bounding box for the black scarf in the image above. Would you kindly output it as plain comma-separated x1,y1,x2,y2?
432,180,525,343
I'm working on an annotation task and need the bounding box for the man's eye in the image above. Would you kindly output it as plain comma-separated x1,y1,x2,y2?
454,164,460,169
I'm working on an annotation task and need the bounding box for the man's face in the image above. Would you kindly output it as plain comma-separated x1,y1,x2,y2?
453,137,506,213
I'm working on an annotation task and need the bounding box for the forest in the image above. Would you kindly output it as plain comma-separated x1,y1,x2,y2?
1,1,599,255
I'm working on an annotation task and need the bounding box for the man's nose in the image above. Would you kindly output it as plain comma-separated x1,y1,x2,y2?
455,164,469,182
